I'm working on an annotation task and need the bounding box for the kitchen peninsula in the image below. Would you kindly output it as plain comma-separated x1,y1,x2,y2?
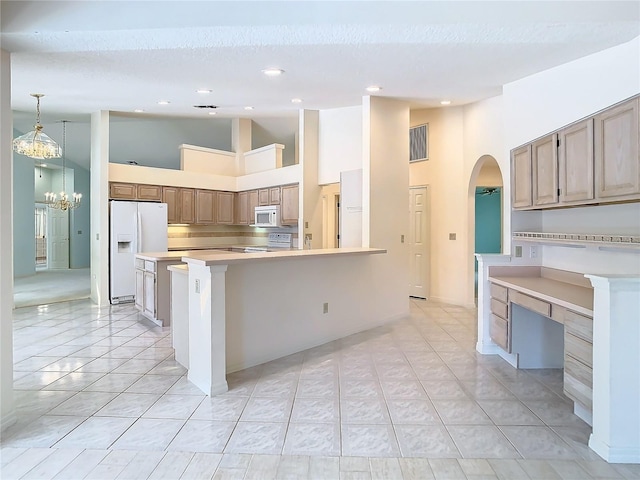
178,247,386,397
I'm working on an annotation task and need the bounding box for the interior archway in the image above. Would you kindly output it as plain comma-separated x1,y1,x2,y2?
466,155,504,305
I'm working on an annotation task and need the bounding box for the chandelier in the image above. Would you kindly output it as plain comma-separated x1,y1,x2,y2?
13,94,62,160
45,121,82,211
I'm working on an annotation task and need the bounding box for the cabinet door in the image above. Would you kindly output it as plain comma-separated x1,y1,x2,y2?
532,134,559,207
559,118,594,204
143,271,156,319
179,188,196,224
137,184,162,202
248,190,259,224
135,268,144,311
595,97,640,199
216,191,235,224
280,184,299,225
258,188,270,206
269,187,281,205
511,145,533,209
195,189,216,224
109,182,137,200
162,187,180,224
235,191,248,225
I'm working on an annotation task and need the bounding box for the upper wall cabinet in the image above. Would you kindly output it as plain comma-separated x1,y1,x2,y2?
512,95,640,211
595,97,640,201
109,182,161,202
511,145,532,209
559,118,594,204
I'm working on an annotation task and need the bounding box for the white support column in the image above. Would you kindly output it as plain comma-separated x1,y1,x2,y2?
586,274,640,464
475,253,513,355
186,261,229,396
0,48,16,431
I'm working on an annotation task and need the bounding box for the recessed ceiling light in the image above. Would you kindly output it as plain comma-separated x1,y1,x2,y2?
157,100,170,105
244,106,254,110
291,98,302,104
208,111,217,115
262,68,284,77
366,86,382,92
134,109,144,113
440,100,451,105
196,89,212,94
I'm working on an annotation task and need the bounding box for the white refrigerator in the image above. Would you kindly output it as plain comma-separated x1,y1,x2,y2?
109,201,168,304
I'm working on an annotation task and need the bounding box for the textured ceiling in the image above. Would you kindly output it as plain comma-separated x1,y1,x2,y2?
2,1,639,167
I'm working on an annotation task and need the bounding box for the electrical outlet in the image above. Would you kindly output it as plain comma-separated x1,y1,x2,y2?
323,302,329,314
305,221,309,228
515,245,523,258
195,279,200,294
401,235,405,243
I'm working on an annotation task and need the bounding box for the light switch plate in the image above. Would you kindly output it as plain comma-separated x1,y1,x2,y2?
449,233,456,240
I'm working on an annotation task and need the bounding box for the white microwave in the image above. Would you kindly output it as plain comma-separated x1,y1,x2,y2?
253,205,281,227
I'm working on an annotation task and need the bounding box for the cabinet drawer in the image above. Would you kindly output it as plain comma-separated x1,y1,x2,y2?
144,260,156,273
564,310,592,342
490,314,510,352
490,298,508,320
490,283,508,303
510,290,551,317
135,258,145,269
564,354,593,408
565,332,592,368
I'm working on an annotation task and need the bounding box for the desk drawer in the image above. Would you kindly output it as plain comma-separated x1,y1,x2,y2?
490,298,508,320
490,314,510,352
510,290,551,317
565,310,592,343
490,283,508,303
564,354,593,408
565,332,592,368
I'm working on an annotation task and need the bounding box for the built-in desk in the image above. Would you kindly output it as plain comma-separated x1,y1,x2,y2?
487,267,594,424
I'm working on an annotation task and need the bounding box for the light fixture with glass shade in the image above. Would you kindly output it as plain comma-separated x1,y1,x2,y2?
45,120,82,211
13,94,62,160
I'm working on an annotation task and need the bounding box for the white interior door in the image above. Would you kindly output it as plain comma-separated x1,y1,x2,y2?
409,186,429,298
48,207,69,269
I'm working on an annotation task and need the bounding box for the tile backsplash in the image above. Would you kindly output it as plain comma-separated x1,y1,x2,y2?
168,225,298,250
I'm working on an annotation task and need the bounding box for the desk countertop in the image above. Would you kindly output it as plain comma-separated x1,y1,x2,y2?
489,275,593,317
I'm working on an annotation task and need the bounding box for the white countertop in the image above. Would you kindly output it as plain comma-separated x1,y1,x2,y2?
181,247,387,266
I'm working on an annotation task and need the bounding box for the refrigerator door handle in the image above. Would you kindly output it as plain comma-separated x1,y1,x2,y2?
136,211,142,253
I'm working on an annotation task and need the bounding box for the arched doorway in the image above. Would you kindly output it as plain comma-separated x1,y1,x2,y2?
467,155,504,304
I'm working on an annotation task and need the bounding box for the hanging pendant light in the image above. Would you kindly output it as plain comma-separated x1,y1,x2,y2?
45,120,82,211
13,94,62,160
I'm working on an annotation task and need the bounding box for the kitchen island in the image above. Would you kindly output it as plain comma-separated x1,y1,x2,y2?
179,247,387,397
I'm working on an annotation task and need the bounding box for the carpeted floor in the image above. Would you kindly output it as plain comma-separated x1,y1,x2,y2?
13,268,91,308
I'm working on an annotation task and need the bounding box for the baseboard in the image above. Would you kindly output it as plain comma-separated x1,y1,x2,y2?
226,310,409,374
475,341,503,355
589,434,640,464
429,295,476,309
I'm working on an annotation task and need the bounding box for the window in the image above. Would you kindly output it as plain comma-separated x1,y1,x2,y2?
410,123,428,162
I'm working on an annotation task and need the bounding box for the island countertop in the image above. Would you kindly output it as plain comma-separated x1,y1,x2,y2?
181,247,387,266
136,250,234,261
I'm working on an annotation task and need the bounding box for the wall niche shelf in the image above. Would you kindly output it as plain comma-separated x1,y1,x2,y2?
513,231,640,251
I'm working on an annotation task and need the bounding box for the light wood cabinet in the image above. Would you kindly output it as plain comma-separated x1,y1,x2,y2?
195,189,216,225
559,118,594,204
216,192,235,224
248,190,259,224
258,188,270,206
109,182,137,200
563,310,593,409
179,188,196,224
235,191,249,225
532,134,558,207
280,184,299,225
595,97,640,200
137,184,162,202
511,145,532,209
162,187,180,224
489,282,510,352
269,187,281,205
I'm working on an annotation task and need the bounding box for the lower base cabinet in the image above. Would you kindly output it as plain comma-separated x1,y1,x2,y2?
135,257,182,327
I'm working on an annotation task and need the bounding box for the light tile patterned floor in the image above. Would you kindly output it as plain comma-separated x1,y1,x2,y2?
2,298,639,479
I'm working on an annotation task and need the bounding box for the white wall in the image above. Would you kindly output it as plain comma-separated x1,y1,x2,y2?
300,110,322,249
318,105,362,185
1,48,16,431
504,36,640,275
